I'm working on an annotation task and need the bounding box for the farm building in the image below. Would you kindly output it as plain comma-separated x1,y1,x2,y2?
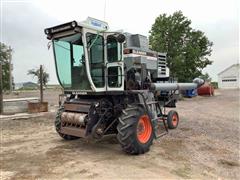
218,64,240,89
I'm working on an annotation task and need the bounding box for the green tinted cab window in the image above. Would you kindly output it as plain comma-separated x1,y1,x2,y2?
54,41,71,87
107,36,118,62
87,33,105,88
53,34,91,90
108,66,122,87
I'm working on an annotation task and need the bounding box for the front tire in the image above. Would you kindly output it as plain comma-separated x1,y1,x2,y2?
117,105,154,155
167,110,179,129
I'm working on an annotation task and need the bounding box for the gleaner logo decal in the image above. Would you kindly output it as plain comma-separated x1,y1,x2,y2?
124,48,158,58
132,50,147,56
65,91,88,95
124,48,158,60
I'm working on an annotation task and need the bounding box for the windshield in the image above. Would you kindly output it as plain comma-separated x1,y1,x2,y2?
53,33,91,90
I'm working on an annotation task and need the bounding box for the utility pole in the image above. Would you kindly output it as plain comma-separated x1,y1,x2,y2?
0,63,3,114
9,51,13,92
40,65,43,103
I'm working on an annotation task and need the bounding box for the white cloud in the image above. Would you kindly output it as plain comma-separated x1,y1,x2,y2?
2,0,239,83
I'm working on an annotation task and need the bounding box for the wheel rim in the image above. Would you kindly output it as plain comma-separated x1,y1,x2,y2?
137,115,152,144
172,114,178,127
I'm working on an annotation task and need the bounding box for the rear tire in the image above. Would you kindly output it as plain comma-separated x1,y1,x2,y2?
117,105,154,155
167,110,179,129
55,107,79,140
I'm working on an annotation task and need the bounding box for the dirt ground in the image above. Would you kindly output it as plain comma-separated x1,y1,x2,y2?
1,89,240,179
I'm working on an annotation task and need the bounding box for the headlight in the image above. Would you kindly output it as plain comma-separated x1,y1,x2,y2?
45,29,50,34
71,21,77,27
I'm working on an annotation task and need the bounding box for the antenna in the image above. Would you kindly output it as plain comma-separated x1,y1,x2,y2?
104,0,106,20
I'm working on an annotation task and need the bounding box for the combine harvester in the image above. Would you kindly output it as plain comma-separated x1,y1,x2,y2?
44,17,204,155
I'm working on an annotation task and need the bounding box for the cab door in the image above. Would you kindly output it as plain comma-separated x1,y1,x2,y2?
106,35,124,91
86,32,106,92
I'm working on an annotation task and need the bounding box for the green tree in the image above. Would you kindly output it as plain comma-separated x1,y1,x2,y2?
27,66,49,86
149,11,213,82
0,42,13,91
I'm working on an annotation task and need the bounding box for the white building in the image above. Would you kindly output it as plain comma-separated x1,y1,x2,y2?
218,64,240,89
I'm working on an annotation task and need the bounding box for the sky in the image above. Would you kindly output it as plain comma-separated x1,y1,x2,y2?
1,0,239,84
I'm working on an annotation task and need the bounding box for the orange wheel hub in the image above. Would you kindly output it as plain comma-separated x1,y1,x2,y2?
137,115,152,144
172,114,178,127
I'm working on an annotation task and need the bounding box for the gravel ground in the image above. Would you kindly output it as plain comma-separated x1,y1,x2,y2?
1,89,240,179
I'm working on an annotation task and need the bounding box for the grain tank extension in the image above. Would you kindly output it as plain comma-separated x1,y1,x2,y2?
45,17,204,155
